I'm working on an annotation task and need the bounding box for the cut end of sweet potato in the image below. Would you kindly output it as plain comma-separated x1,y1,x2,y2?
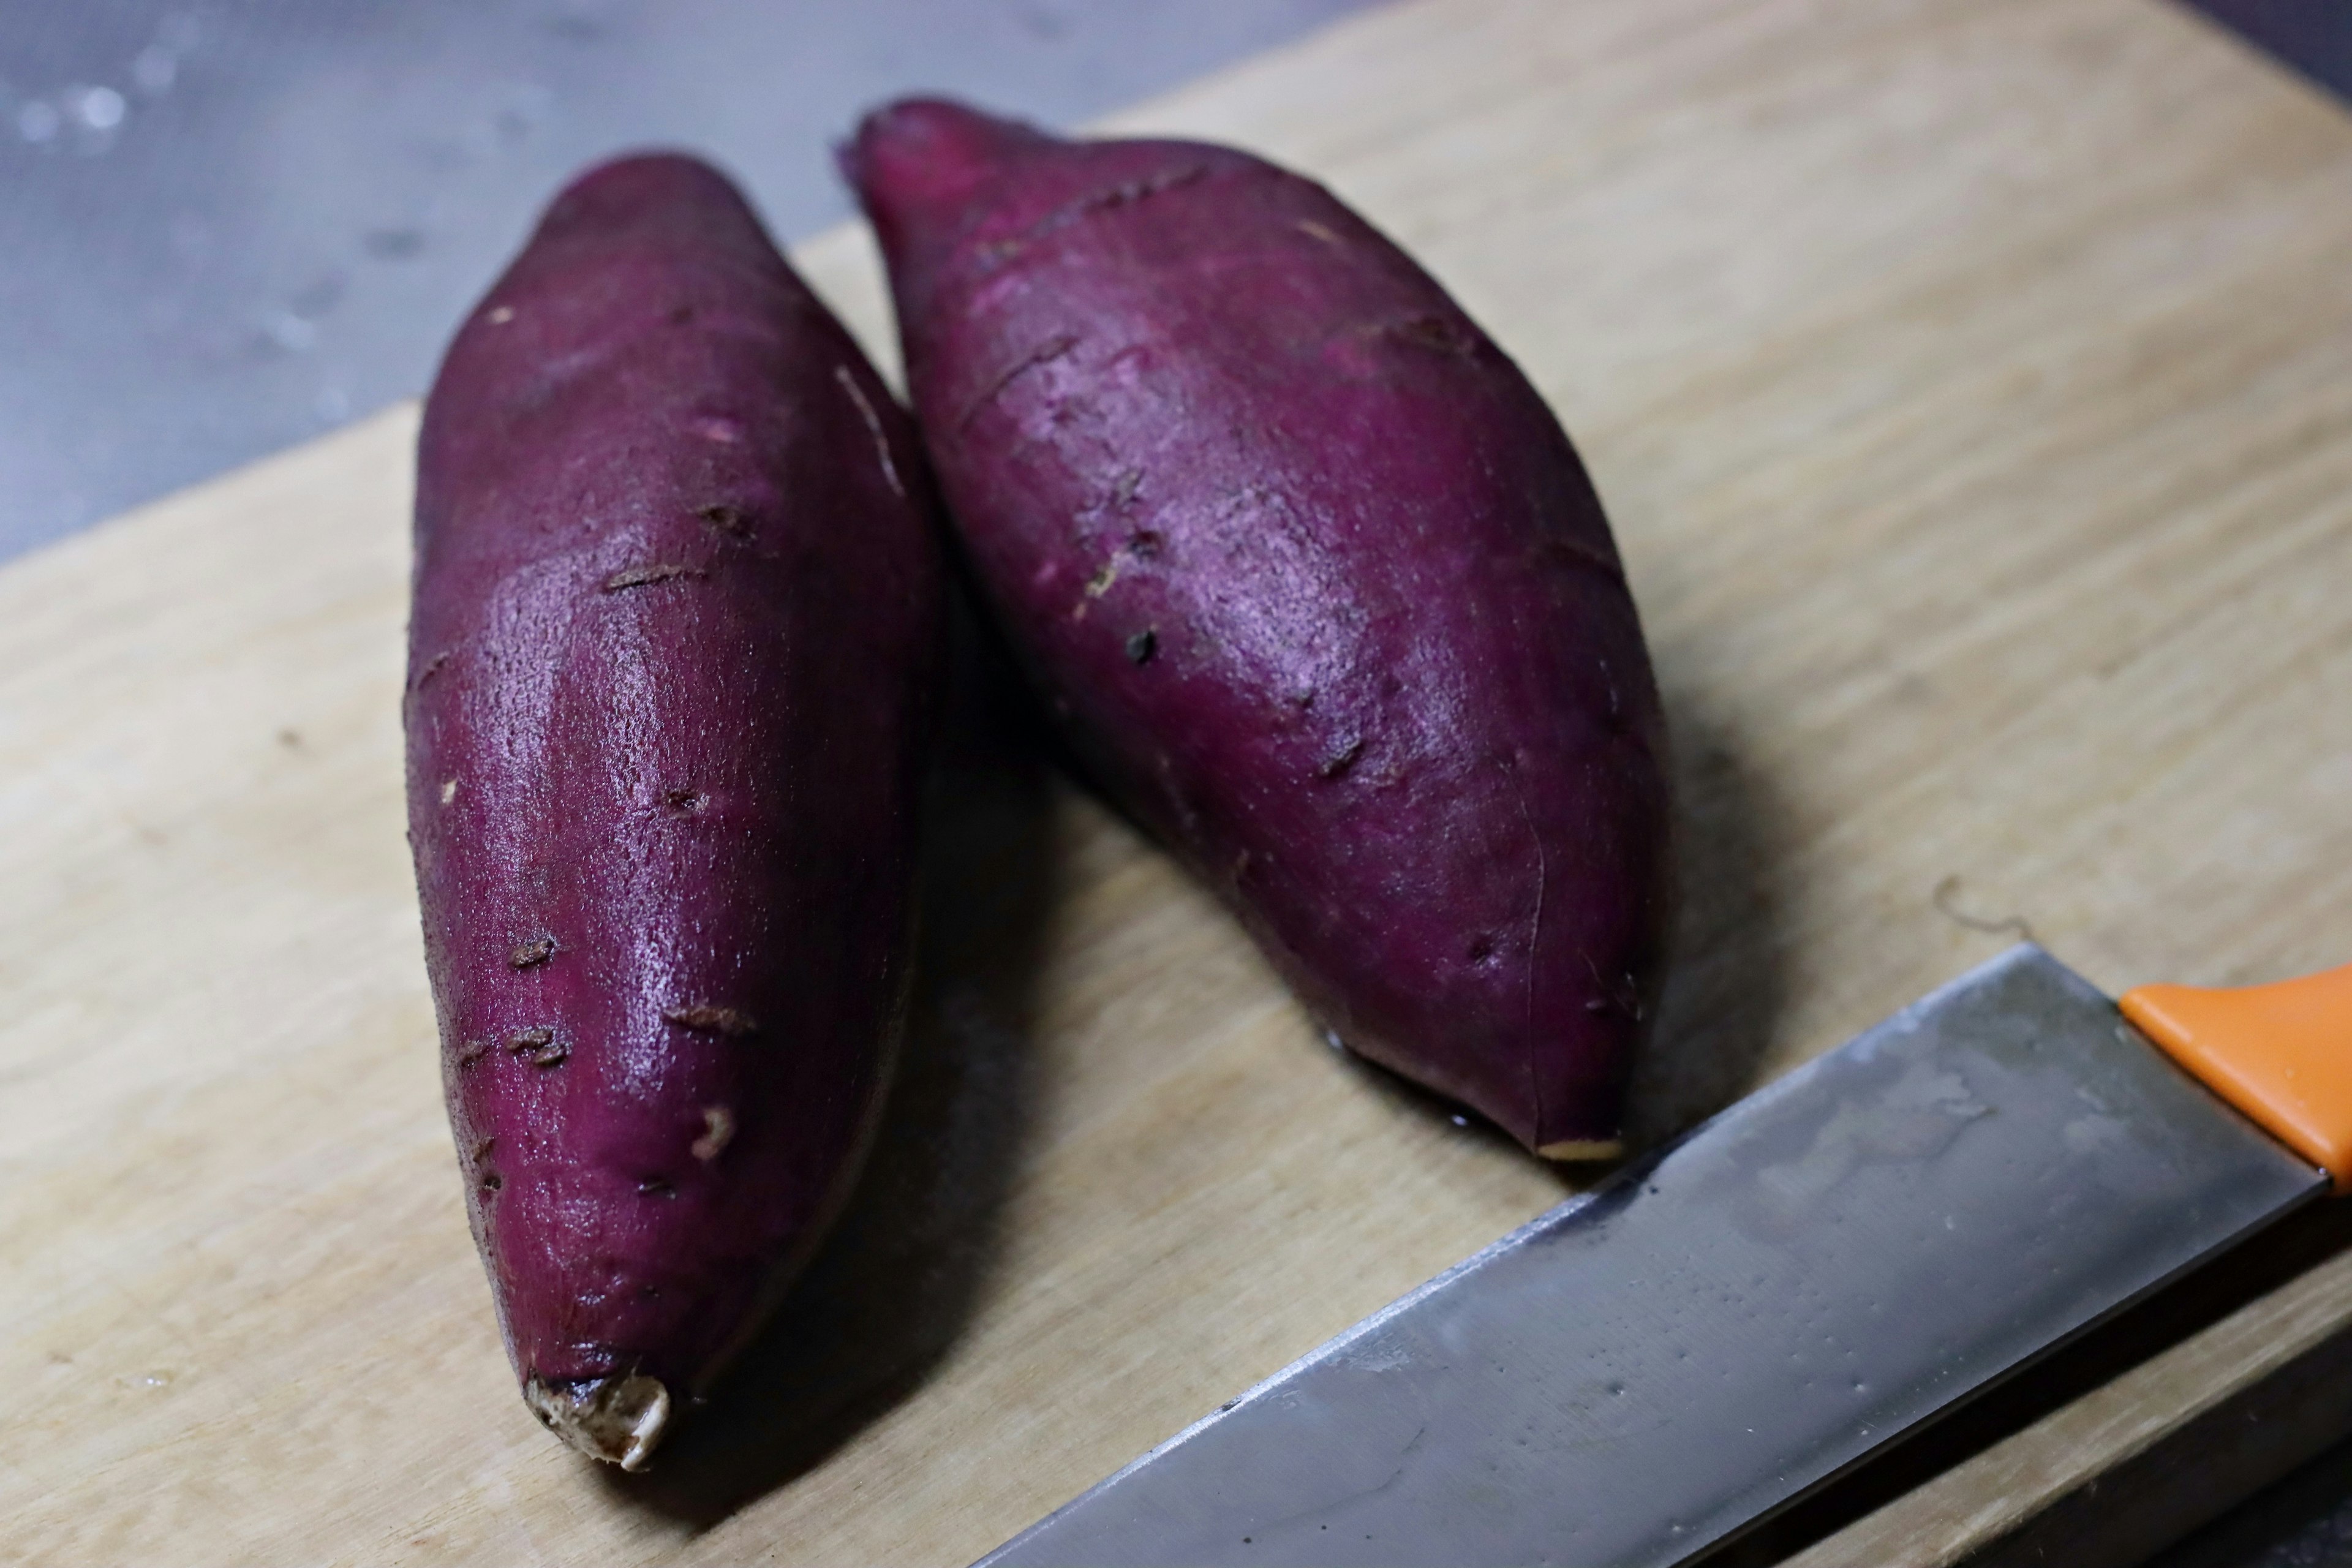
1534,1137,1626,1163
524,1372,671,1471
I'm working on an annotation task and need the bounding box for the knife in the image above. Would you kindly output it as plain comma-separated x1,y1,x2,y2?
976,944,2352,1567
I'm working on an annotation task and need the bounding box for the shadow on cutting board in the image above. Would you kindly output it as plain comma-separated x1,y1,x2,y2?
604,591,1066,1528
604,636,1801,1523
1626,682,1796,1154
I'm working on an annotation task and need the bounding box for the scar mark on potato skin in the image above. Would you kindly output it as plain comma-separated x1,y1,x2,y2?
958,334,1079,430
692,1106,735,1161
976,166,1214,272
1317,737,1365,779
696,503,752,540
507,1027,568,1067
1084,555,1122,600
1295,217,1344,247
1538,533,1627,582
509,936,557,970
663,1003,758,1038
1372,312,1483,357
1125,628,1157,665
834,365,907,499
413,650,451,688
603,563,701,592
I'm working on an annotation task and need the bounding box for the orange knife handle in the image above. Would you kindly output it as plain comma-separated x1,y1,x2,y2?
2122,964,2352,1191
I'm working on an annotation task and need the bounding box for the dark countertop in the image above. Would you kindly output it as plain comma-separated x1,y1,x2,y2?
0,0,1370,560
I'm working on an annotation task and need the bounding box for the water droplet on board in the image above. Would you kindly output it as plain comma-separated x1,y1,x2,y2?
71,86,125,131
262,311,316,353
362,227,427,261
132,47,178,94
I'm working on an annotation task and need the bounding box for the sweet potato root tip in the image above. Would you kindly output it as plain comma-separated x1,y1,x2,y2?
524,1373,671,1471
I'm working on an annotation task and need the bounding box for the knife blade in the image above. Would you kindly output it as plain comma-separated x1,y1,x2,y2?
976,944,2352,1567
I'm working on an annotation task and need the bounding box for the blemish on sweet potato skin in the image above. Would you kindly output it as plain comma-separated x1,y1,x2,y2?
691,1106,736,1161
696,503,752,539
603,562,700,592
506,1027,568,1068
1316,737,1365,780
957,333,1078,429
407,153,941,1433
662,1003,758,1038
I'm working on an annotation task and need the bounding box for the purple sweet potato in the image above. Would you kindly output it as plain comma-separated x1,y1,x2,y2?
846,101,1672,1158
405,153,941,1467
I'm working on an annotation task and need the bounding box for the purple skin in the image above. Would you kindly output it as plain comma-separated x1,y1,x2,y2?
406,153,941,1466
846,101,1672,1158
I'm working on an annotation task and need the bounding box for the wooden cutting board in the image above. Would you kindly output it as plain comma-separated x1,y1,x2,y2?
7,0,2352,1562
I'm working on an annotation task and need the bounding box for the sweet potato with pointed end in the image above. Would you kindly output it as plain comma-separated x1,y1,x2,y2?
406,153,941,1467
847,101,1672,1158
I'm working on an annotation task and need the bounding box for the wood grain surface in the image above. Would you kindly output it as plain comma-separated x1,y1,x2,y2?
6,0,2352,1562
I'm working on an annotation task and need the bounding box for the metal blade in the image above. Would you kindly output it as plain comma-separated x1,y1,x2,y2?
978,946,2326,1568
